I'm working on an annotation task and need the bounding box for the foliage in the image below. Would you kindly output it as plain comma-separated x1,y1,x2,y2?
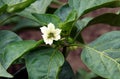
0,0,120,79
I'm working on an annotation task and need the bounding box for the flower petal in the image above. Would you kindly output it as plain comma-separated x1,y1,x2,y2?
46,39,53,45
54,35,61,41
42,35,53,45
40,26,48,34
55,29,61,35
48,23,55,31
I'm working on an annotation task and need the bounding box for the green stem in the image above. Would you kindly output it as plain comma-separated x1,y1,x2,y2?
70,43,85,49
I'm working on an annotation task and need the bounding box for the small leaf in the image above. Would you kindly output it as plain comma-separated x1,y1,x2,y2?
68,0,120,18
81,31,120,79
59,10,77,35
0,63,13,78
32,13,61,27
64,10,77,23
1,40,43,69
25,47,64,79
59,61,75,79
54,4,72,22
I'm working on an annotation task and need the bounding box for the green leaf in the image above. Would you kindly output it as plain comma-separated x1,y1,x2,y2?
70,17,92,43
3,0,26,6
18,0,52,20
68,0,120,18
0,63,13,78
54,4,72,22
1,40,44,69
12,18,39,31
87,13,120,27
25,47,64,79
0,30,22,59
0,0,35,14
0,30,21,78
6,0,36,13
0,4,7,15
32,13,61,27
0,14,22,26
81,31,120,79
64,10,77,23
59,61,75,79
1,0,35,13
59,10,77,36
0,0,7,15
76,69,97,79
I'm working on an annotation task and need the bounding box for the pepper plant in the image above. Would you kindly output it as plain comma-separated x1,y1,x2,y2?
0,0,120,79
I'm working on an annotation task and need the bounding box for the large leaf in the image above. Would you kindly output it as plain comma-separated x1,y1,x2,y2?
87,13,120,27
0,30,22,58
0,63,13,78
18,0,52,20
25,47,64,79
0,30,21,78
54,4,72,22
32,13,61,27
1,40,43,69
59,61,75,79
68,0,120,18
81,31,120,79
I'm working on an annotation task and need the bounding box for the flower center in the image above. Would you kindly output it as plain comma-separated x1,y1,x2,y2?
48,32,54,38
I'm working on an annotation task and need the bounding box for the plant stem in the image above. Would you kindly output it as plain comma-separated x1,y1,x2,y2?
62,46,67,58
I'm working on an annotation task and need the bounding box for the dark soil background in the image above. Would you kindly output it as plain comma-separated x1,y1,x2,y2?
0,0,120,78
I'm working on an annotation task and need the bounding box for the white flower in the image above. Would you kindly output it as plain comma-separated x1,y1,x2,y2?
40,23,61,45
